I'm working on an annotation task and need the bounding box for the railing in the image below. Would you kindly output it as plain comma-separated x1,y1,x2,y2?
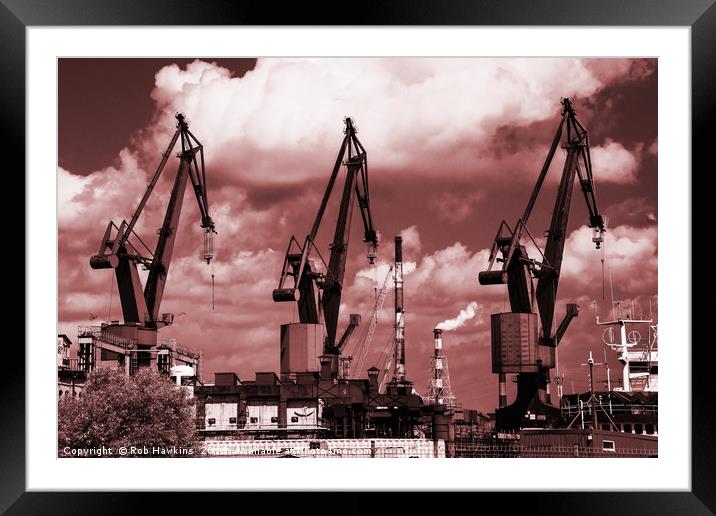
77,325,136,349
561,404,658,417
77,326,102,338
78,326,199,357
157,338,199,359
98,332,136,349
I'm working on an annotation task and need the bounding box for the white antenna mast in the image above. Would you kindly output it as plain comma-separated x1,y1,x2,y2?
603,348,613,414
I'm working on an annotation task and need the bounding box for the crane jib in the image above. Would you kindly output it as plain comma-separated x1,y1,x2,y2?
89,112,215,328
273,116,378,363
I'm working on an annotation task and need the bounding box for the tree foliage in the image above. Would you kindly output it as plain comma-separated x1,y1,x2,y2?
58,368,197,457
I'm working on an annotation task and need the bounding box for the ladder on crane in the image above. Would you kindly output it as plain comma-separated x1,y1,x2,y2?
348,265,393,379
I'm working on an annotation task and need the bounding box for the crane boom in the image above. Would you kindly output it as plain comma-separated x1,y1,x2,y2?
90,113,215,330
535,99,604,345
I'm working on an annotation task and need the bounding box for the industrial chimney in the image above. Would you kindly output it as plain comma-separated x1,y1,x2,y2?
393,236,406,382
427,327,455,407
433,328,444,404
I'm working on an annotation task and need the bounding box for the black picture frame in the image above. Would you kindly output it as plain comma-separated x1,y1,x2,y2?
5,0,710,513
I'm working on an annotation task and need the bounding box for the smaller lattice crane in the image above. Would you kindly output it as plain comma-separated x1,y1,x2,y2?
346,265,393,380
90,113,216,346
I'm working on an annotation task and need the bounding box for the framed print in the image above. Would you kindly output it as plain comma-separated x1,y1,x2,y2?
5,0,712,513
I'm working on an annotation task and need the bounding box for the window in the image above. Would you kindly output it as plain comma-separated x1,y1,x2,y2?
58,390,62,397
291,416,299,423
635,424,643,435
270,417,278,423
250,417,258,424
207,418,216,426
601,423,610,431
229,417,237,424
602,440,615,452
645,424,654,435
623,424,632,433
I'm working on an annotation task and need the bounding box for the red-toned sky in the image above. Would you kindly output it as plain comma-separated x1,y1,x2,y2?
58,58,657,412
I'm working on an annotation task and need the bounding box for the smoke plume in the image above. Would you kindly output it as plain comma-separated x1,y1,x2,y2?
436,301,479,331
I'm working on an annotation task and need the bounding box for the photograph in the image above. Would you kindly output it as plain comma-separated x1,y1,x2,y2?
56,56,659,459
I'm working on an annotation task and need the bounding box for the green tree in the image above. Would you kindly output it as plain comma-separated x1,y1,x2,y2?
58,368,198,457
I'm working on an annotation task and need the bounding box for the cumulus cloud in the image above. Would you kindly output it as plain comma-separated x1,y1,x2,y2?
560,225,657,296
590,139,641,184
355,240,491,302
136,58,646,188
399,225,422,256
58,149,147,229
355,225,422,288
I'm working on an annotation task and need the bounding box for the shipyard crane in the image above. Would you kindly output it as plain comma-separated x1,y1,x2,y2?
478,98,606,431
273,117,378,378
378,343,394,394
90,113,216,356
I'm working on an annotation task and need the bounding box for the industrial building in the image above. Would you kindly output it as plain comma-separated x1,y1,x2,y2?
76,324,201,379
195,367,426,440
57,334,86,399
58,328,202,398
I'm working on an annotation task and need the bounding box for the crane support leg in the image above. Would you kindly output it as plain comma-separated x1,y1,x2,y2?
115,250,149,324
